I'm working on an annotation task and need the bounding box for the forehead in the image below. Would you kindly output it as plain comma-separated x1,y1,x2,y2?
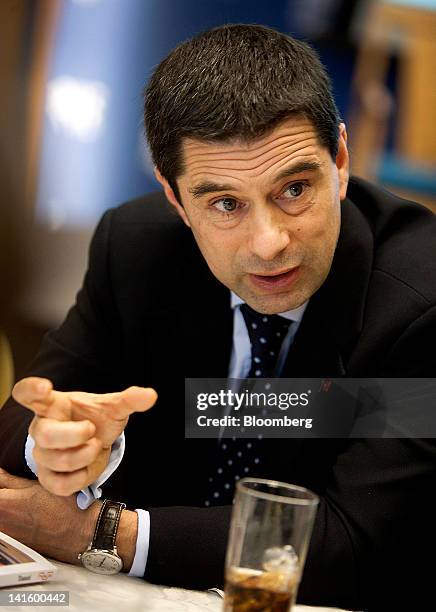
180,116,326,182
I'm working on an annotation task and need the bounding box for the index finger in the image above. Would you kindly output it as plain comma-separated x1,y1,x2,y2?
12,377,70,421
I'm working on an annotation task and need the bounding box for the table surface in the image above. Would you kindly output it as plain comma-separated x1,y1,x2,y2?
2,560,348,611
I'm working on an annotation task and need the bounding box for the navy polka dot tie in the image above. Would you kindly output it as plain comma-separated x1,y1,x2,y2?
240,304,292,378
204,305,292,506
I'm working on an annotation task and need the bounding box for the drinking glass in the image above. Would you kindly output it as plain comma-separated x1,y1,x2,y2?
223,478,319,611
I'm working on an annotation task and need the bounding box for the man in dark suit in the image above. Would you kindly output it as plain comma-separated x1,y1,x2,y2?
0,24,435,610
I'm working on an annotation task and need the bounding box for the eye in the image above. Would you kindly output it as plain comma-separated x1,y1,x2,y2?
282,182,305,198
212,197,239,214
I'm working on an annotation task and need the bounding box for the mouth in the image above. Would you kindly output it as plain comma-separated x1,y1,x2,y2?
248,266,301,291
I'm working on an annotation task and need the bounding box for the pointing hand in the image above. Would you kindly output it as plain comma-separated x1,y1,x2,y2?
12,377,157,495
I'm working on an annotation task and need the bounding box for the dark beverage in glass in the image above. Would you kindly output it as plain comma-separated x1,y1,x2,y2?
224,567,297,612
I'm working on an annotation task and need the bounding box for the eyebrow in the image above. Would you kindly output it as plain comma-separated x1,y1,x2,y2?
188,160,322,199
274,160,322,183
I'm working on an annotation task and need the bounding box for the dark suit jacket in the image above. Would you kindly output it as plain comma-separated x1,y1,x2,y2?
1,177,436,610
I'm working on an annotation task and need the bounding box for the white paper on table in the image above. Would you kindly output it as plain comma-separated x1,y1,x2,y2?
0,531,57,588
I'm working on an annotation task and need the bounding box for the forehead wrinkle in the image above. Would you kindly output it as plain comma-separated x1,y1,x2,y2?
187,137,317,169
188,170,246,186
232,139,320,174
186,135,318,167
183,120,316,154
187,139,320,180
184,129,319,164
246,151,322,179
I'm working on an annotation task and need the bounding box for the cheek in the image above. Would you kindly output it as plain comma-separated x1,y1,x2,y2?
317,210,340,265
297,201,340,261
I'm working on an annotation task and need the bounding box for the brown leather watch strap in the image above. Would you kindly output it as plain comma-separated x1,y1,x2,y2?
92,500,126,551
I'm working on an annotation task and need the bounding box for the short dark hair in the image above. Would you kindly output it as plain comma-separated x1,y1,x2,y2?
144,24,340,199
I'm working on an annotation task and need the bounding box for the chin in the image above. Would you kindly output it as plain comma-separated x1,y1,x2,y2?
245,291,308,315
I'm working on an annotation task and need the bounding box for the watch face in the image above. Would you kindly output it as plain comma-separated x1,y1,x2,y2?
80,551,123,575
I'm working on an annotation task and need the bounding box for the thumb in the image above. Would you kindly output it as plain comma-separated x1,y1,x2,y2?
0,467,35,489
70,386,158,421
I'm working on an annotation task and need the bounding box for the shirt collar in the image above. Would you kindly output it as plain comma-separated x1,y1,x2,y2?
230,291,309,322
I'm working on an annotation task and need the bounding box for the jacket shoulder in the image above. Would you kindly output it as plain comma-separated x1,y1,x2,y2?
348,177,436,305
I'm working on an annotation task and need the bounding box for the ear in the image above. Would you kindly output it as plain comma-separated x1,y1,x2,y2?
154,168,191,227
336,123,349,201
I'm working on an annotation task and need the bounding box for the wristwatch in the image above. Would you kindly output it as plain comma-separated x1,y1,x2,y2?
78,499,126,575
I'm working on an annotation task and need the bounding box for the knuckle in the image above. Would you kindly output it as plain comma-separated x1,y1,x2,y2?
39,428,54,447
50,474,72,496
85,419,95,433
121,388,136,402
80,420,93,435
57,452,74,472
35,403,49,417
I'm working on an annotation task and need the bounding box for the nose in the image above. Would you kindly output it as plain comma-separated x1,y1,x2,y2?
247,204,291,261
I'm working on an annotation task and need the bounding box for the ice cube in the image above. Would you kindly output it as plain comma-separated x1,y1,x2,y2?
262,545,298,574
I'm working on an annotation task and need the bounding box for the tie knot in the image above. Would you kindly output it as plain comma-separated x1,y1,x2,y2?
240,304,291,377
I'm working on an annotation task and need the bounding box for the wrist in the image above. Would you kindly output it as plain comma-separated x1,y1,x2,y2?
117,509,138,572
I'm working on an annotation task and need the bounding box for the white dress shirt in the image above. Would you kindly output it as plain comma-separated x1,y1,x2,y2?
25,292,308,577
